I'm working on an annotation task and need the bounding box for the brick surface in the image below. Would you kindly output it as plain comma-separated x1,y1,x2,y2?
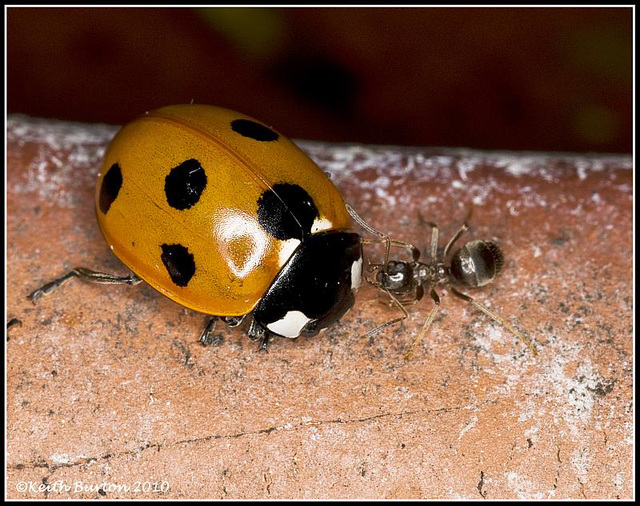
6,115,633,499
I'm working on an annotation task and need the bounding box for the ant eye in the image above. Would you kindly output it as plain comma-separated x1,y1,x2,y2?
450,240,504,287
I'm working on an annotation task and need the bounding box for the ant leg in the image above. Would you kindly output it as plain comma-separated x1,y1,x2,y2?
464,204,475,224
423,221,439,260
361,287,410,340
404,288,440,360
450,287,538,356
443,223,469,258
28,267,142,302
377,284,425,308
406,284,425,305
394,284,425,306
442,205,475,258
348,205,421,262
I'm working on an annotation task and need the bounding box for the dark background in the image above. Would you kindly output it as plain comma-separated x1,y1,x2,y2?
7,7,632,153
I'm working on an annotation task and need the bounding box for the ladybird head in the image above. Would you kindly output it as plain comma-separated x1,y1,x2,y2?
252,232,363,338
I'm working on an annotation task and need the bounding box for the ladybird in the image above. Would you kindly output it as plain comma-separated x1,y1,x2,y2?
29,104,364,348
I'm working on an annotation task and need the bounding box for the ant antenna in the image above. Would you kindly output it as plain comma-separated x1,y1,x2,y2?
347,205,421,266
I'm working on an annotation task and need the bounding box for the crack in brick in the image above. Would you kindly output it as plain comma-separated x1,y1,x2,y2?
477,470,487,498
10,402,486,473
10,442,159,472
553,444,562,491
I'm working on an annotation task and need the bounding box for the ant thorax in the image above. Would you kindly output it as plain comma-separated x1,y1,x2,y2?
415,262,450,287
371,260,450,295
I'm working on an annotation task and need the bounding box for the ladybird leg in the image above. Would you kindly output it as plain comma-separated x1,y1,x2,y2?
450,287,538,356
201,315,247,346
220,315,246,327
199,317,219,346
28,268,142,302
258,334,271,352
247,318,263,341
247,318,272,351
404,287,440,360
7,317,23,331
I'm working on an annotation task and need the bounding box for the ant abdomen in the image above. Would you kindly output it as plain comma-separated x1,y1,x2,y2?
450,240,504,288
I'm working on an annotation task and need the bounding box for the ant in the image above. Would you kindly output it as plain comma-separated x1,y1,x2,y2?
346,205,537,360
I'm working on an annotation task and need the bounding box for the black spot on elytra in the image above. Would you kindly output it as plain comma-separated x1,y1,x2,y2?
257,183,318,240
160,244,195,287
99,163,123,214
165,159,207,210
231,119,279,142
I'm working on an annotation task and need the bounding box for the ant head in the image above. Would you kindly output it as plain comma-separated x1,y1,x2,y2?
450,240,504,288
370,260,414,293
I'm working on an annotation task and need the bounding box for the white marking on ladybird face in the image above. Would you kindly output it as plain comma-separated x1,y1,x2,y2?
267,311,313,338
278,238,301,267
311,216,333,234
351,256,363,291
215,210,269,278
